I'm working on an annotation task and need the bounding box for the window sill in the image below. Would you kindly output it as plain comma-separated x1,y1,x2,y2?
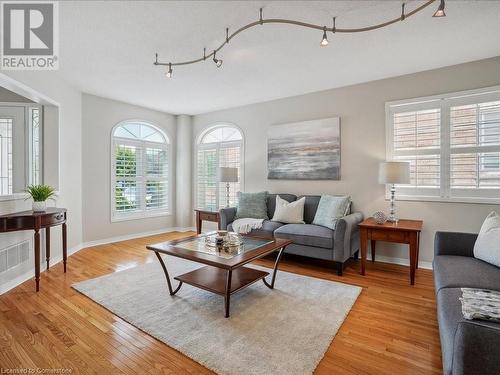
111,210,172,223
0,193,29,202
388,195,500,205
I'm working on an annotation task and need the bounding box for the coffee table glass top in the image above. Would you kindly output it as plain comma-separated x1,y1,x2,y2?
173,233,273,259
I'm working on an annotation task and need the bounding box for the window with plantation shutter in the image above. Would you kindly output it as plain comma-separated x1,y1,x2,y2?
387,87,500,203
112,121,170,221
196,125,243,211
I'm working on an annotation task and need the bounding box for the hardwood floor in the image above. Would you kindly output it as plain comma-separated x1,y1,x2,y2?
0,231,442,374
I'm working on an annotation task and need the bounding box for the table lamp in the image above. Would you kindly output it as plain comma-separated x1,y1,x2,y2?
378,161,410,223
218,167,238,208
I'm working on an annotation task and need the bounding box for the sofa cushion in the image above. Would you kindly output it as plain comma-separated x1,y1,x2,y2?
312,195,351,230
235,191,269,220
433,255,500,293
297,195,322,224
271,195,305,224
274,224,334,249
437,288,500,375
227,220,283,238
474,211,500,267
266,194,296,219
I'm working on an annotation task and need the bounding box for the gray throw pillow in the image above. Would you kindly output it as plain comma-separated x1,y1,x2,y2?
235,191,269,220
312,195,351,230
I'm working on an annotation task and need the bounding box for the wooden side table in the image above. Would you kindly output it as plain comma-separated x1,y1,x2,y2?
194,209,220,234
359,218,423,285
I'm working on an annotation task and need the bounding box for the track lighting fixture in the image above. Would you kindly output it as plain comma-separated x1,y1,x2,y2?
154,0,447,77
320,27,329,47
213,50,223,68
433,0,446,17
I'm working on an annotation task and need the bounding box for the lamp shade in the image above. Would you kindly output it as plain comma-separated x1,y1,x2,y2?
378,162,410,184
219,167,238,183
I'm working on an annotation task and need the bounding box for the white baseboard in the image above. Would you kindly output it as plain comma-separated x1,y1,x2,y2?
81,226,196,249
0,243,83,295
366,251,433,270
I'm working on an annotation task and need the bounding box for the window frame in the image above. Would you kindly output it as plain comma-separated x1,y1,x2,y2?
110,120,172,222
194,123,245,211
386,85,500,204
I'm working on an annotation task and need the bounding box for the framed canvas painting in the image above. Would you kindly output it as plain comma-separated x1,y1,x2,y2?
267,117,340,180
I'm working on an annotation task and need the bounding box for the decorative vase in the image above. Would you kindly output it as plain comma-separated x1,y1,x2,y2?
32,201,47,212
373,211,387,224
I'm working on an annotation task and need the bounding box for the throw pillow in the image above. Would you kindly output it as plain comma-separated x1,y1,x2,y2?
473,211,500,267
312,195,351,230
234,191,269,220
271,195,305,224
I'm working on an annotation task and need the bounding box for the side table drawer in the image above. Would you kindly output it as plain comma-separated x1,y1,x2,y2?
41,212,66,226
369,229,407,243
200,212,219,222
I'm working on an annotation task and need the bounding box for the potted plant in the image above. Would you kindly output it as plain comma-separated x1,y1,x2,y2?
26,185,56,212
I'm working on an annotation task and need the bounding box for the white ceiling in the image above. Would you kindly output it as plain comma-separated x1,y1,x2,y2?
59,1,500,115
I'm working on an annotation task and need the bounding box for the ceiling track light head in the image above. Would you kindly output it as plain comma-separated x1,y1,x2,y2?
203,48,206,60
320,26,329,47
433,0,446,17
213,50,223,67
401,3,406,21
226,28,229,43
154,53,158,65
332,17,336,33
166,62,172,78
259,8,263,25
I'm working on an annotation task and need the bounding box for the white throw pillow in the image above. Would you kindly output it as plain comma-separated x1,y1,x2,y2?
271,195,305,224
473,211,500,268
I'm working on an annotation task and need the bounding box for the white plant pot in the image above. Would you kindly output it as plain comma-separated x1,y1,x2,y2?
32,201,47,212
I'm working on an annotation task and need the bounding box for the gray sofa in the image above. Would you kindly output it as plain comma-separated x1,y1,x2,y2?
219,194,363,275
433,231,500,375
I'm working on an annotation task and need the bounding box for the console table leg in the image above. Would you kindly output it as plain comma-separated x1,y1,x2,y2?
224,270,232,318
34,229,40,292
371,240,376,262
263,246,286,289
62,223,67,273
45,227,51,270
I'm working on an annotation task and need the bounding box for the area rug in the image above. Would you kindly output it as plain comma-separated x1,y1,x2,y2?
73,256,361,375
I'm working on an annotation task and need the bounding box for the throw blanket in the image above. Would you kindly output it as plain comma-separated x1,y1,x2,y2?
460,288,500,322
231,218,264,234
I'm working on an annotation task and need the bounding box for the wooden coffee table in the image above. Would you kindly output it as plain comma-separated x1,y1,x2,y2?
146,234,292,318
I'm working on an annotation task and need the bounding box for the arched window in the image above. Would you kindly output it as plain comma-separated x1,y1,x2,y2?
197,125,243,210
111,121,170,220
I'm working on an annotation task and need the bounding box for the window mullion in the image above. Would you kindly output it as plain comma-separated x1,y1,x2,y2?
215,143,220,210
441,100,450,199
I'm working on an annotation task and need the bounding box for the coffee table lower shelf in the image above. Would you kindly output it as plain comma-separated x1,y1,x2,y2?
175,266,269,296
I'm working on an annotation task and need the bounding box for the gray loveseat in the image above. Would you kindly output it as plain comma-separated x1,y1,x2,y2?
219,194,363,275
433,232,500,375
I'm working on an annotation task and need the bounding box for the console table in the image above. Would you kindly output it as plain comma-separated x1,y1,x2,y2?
0,208,67,292
359,217,422,285
194,209,220,234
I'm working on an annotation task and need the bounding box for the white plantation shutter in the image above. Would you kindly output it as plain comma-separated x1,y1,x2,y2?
449,98,500,198
112,122,169,220
387,87,500,203
389,105,441,197
197,126,243,211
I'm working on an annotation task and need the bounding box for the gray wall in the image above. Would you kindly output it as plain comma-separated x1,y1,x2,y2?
0,86,34,103
193,56,500,265
81,94,177,243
